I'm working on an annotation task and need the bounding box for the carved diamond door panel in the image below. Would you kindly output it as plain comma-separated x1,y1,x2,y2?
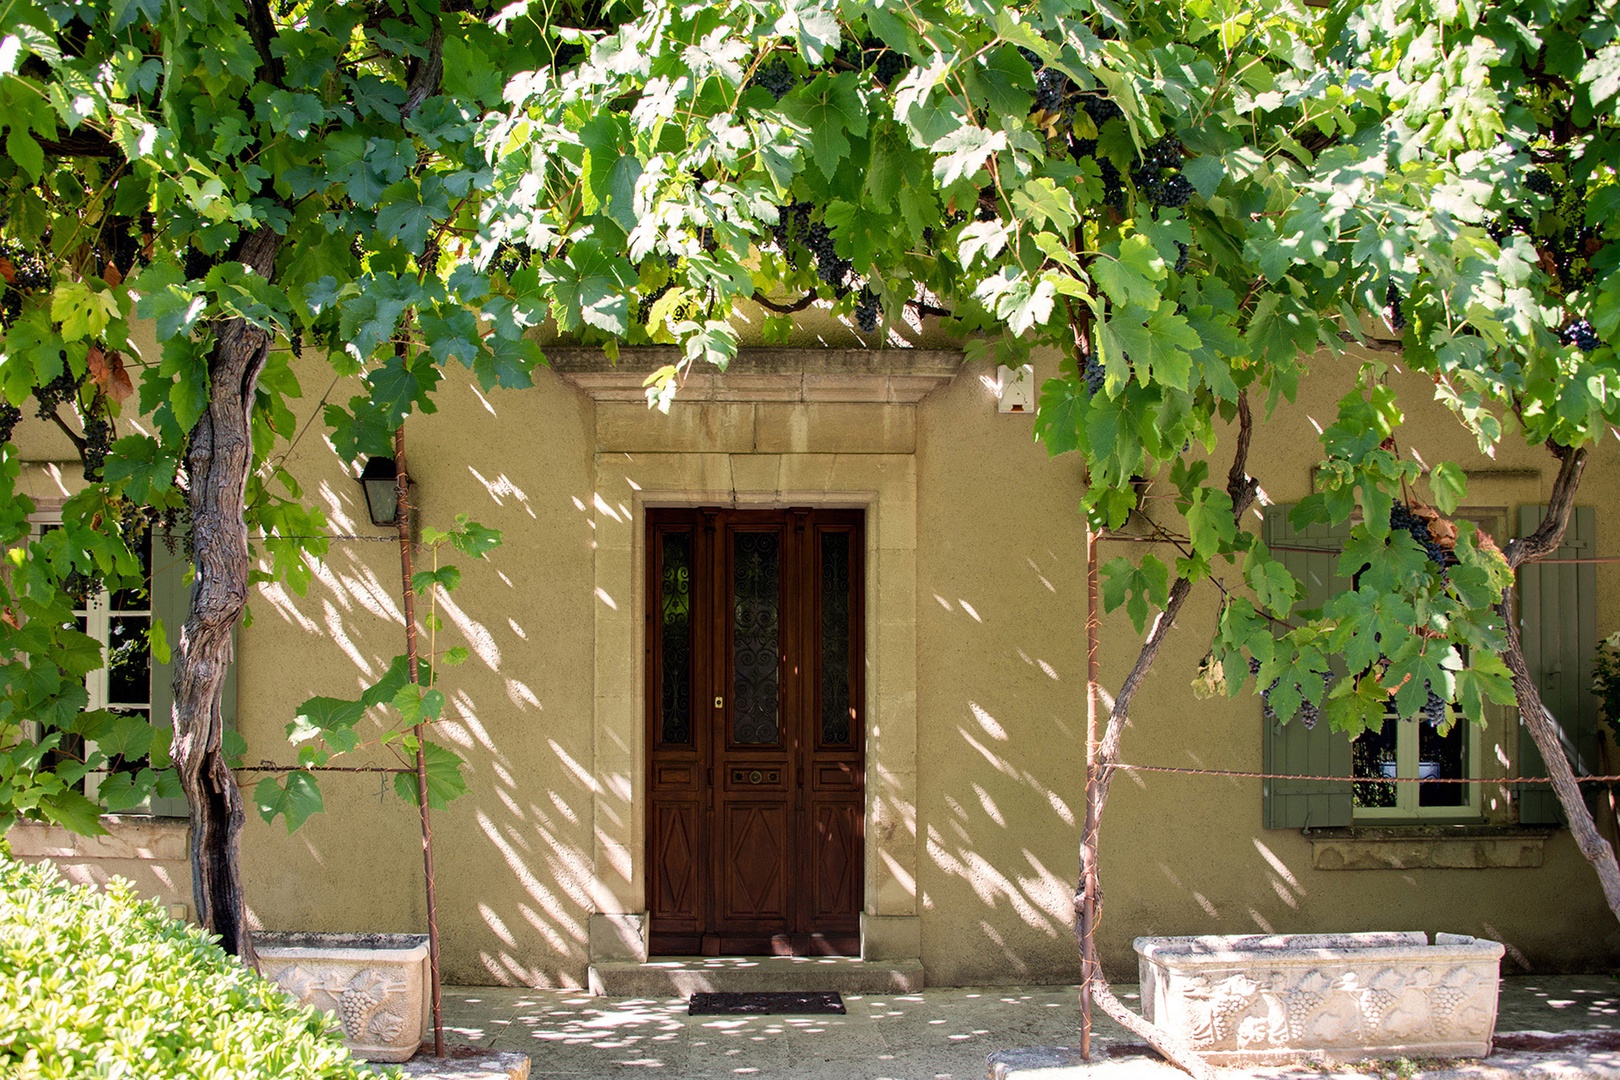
651,801,699,922
719,803,789,922
809,802,860,923
646,508,864,957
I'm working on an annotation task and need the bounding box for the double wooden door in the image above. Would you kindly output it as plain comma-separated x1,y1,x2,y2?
646,508,864,956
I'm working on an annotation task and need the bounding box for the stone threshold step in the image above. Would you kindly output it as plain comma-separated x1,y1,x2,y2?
588,956,924,997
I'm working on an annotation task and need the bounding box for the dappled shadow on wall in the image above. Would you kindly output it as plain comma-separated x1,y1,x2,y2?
249,464,598,987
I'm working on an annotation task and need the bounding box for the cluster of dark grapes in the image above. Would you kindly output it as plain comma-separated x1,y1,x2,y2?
1251,656,1335,730
34,367,81,419
1173,242,1189,275
1390,500,1451,571
770,202,813,270
1061,97,1130,206
0,401,19,444
770,202,851,292
1385,280,1406,331
807,222,850,290
1485,213,1530,246
1081,95,1123,126
0,242,50,327
1421,684,1448,727
1561,319,1603,352
1034,67,1072,114
1131,137,1192,208
637,281,671,325
1525,170,1555,195
748,57,800,100
1080,353,1104,394
842,36,908,85
82,413,111,480
854,288,880,333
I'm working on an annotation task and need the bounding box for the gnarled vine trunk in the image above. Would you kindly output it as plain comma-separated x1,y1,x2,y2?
171,225,282,963
1072,394,1255,1080
1498,446,1620,922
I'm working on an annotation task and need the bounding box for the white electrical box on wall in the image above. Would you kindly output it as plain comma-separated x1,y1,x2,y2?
997,363,1035,413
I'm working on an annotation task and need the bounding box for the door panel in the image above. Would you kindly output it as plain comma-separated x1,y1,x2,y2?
651,802,700,922
646,508,864,956
720,803,790,922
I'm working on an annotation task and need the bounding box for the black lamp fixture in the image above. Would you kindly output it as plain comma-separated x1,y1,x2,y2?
357,456,403,527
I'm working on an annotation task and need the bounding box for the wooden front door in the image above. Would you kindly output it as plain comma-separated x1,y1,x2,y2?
646,507,864,956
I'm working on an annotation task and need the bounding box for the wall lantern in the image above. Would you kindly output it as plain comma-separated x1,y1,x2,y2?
357,456,405,527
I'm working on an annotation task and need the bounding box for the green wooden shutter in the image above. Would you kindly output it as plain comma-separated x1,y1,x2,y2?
147,530,239,819
1262,506,1355,829
1517,505,1598,825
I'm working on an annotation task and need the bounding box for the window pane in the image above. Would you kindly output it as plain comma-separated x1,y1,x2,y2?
732,532,779,745
1418,713,1468,807
1352,719,1399,809
820,532,852,745
111,531,153,611
107,616,152,707
659,531,692,746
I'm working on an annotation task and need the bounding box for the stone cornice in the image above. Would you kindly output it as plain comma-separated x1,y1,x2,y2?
547,347,963,404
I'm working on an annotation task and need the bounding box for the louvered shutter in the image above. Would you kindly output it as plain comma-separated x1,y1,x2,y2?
1517,506,1598,825
1262,506,1355,829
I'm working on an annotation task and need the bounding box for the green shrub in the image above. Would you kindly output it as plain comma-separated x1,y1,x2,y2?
0,853,395,1079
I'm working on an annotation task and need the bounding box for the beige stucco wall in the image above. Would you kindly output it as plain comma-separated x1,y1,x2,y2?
11,332,1620,986
913,351,1620,984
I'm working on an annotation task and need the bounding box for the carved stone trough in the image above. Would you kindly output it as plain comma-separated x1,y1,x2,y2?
255,932,431,1063
1135,932,1504,1064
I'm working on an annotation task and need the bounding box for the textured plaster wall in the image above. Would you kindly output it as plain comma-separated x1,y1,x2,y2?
234,364,601,987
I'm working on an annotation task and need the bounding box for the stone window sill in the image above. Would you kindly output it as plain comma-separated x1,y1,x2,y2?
1303,824,1557,870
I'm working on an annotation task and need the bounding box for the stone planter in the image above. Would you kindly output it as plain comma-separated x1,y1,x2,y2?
1135,931,1504,1064
255,932,430,1063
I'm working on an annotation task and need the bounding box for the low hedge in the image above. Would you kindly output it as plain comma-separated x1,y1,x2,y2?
0,852,393,1079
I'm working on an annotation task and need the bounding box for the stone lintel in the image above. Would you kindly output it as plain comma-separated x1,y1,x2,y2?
1305,825,1555,870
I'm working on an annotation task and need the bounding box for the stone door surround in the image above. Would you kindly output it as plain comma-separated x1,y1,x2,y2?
559,348,953,967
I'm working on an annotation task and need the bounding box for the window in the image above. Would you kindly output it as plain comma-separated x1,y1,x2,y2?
28,517,188,816
1351,672,1481,820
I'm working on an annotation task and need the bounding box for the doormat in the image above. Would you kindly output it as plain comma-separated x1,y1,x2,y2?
688,991,846,1015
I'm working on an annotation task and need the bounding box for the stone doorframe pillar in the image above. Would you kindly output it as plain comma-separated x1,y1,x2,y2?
557,347,958,965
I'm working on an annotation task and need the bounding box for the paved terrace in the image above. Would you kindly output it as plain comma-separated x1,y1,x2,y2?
433,975,1620,1079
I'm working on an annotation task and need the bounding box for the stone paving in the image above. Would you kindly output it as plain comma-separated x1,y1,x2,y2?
429,975,1620,1079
